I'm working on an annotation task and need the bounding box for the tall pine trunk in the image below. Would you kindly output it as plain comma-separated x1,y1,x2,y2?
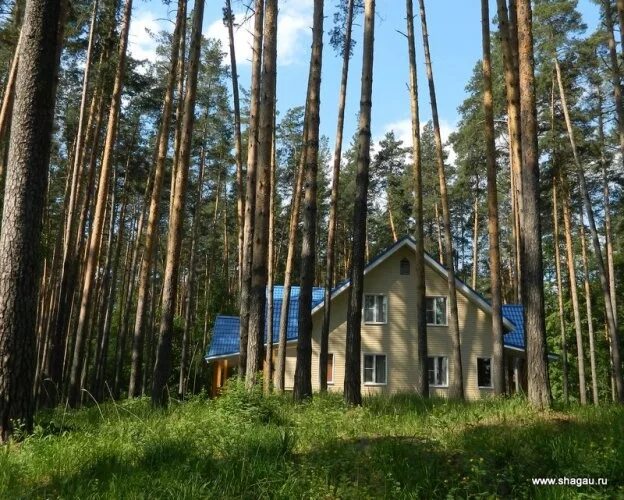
293,0,324,401
481,0,504,395
554,58,623,402
128,0,186,398
418,0,463,399
247,0,278,385
151,0,204,408
517,0,551,409
344,0,375,406
0,0,61,441
320,0,355,392
405,0,427,397
67,0,133,408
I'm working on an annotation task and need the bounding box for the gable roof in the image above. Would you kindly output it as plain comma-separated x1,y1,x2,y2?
206,286,324,360
310,236,516,332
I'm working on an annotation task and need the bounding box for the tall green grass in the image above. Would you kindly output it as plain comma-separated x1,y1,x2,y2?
1,382,622,498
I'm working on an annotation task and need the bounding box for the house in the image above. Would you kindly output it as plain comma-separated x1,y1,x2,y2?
205,236,528,399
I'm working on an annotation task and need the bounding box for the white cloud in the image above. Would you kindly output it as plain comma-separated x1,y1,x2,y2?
206,0,313,67
128,11,163,62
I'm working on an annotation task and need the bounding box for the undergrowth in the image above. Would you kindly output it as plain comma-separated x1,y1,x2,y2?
0,381,622,499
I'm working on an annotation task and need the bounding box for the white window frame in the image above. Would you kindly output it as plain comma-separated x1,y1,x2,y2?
428,356,448,388
425,296,448,326
363,353,388,386
477,357,493,389
363,294,388,325
327,353,335,385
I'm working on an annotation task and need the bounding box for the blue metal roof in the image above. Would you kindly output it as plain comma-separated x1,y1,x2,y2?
502,304,525,350
206,286,325,360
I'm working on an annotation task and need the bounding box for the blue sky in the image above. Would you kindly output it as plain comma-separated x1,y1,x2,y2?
129,0,601,152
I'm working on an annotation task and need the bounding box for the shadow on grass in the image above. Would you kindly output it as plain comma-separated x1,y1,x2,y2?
12,399,624,499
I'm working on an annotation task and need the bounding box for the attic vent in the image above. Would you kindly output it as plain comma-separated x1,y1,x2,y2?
400,258,410,275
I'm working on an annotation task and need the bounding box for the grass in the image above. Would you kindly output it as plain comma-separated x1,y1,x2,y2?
1,383,622,499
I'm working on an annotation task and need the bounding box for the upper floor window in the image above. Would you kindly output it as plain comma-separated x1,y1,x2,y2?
428,356,448,387
400,258,410,275
477,357,492,388
364,353,387,385
426,296,447,326
364,294,387,324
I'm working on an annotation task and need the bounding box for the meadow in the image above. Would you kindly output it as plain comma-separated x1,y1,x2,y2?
1,383,622,499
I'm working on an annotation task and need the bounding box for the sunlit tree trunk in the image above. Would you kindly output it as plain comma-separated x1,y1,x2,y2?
419,0,463,399
481,0,504,395
517,0,551,409
239,0,264,377
128,0,186,398
554,58,623,402
67,0,133,408
344,0,375,406
151,0,204,408
552,176,569,404
247,0,278,385
294,0,324,402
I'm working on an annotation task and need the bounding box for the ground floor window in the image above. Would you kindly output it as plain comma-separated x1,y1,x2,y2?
363,354,387,385
477,357,492,388
428,356,448,387
327,353,334,385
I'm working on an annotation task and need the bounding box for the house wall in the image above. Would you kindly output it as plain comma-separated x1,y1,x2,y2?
280,245,501,400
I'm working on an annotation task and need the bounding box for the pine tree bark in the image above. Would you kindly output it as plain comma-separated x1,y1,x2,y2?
517,0,551,409
0,0,61,441
224,0,245,294
247,0,278,386
293,0,324,402
579,211,599,405
419,0,463,399
560,176,587,405
151,0,204,408
321,0,355,393
554,58,623,402
481,0,504,395
471,195,479,290
275,118,307,392
239,0,264,377
344,0,375,406
405,0,427,397
552,176,569,404
128,0,186,398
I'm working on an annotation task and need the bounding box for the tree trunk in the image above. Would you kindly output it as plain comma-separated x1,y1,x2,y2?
554,58,623,402
496,0,523,303
481,0,504,395
247,0,279,386
601,0,624,167
263,114,276,393
0,0,61,441
579,211,599,405
419,0,463,400
471,195,479,290
344,0,375,406
178,136,205,399
560,176,587,405
320,0,355,393
128,0,186,398
552,176,569,404
275,118,308,392
239,0,264,378
517,0,551,409
225,0,245,295
293,0,324,402
405,0,428,397
151,0,204,408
